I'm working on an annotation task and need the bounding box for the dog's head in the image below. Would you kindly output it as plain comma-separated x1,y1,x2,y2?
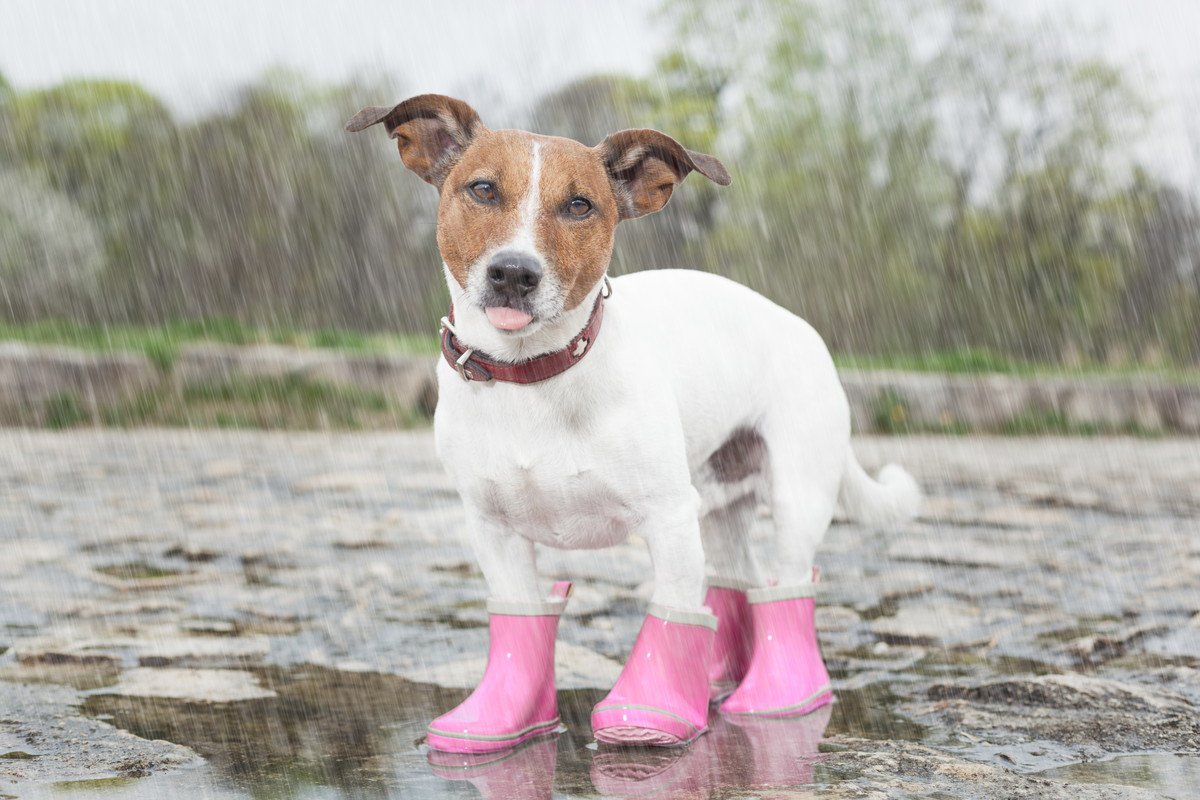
346,94,730,337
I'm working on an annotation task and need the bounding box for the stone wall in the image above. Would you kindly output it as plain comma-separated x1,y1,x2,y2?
0,343,160,420
842,371,1200,434
174,344,437,414
1,342,1196,433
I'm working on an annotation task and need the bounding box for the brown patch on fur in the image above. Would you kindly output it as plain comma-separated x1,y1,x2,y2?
626,156,681,217
350,95,731,311
345,95,483,188
437,130,532,288
350,96,732,307
436,130,619,306
393,117,459,186
707,427,767,483
598,128,731,220
535,137,619,309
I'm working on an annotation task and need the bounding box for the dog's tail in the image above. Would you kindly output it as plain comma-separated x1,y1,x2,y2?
838,448,921,528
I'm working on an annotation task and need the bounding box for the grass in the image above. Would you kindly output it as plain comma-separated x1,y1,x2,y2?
0,318,440,371
999,409,1166,438
2,322,1195,379
43,392,89,429
834,346,1200,381
4,377,424,432
870,388,973,436
0,320,435,430
870,389,1161,438
2,322,1193,434
837,347,1031,375
101,376,423,431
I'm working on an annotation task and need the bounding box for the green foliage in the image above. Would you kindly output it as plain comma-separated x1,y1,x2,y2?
43,392,88,429
651,0,1196,366
0,318,440,368
872,389,911,434
0,73,442,332
181,375,386,410
101,376,423,431
838,348,1033,375
0,3,1196,370
1001,411,1098,437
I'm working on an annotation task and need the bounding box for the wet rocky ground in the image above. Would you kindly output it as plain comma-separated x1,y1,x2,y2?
0,430,1198,799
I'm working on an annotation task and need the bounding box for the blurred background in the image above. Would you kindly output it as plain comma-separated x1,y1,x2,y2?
1,0,1198,432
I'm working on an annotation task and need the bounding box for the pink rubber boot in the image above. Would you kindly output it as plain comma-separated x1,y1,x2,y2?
704,579,753,702
719,582,834,717
426,582,572,754
592,604,716,746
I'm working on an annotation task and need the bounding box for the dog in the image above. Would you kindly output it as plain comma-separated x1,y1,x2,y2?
346,94,920,753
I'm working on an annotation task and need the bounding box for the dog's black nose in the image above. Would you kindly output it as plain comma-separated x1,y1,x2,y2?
486,251,542,298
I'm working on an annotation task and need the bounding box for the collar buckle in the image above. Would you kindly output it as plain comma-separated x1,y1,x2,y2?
441,317,492,383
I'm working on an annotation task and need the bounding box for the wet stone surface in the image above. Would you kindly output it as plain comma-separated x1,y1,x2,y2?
0,430,1198,798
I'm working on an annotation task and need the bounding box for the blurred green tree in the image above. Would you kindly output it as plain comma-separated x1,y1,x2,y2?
657,0,1163,363
0,6,1193,366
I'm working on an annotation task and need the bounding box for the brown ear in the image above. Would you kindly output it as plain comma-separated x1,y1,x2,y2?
597,129,731,219
345,94,484,188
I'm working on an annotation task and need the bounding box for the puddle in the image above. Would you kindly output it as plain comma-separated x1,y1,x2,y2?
825,683,928,742
79,666,458,797
1036,753,1200,796
0,666,860,799
3,631,1188,799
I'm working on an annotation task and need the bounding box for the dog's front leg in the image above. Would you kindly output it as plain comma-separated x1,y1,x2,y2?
591,489,716,747
642,493,706,610
466,510,541,602
425,507,571,754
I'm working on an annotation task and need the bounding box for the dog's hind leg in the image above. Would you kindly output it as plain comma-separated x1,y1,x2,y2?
759,418,844,585
716,444,838,718
766,484,836,585
700,495,763,700
700,494,764,588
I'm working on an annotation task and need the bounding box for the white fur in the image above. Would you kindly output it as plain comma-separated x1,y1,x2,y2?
435,265,923,610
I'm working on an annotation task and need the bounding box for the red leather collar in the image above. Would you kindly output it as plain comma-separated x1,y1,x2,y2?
440,291,606,384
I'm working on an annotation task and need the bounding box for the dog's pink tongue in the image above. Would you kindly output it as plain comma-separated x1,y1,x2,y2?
485,306,534,331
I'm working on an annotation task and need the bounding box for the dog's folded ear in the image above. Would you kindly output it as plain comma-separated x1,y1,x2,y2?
597,129,731,220
345,94,484,189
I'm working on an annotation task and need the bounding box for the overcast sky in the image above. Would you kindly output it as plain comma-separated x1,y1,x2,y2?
3,0,1198,181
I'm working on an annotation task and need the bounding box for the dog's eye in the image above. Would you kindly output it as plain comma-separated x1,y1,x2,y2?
469,181,497,203
566,197,593,218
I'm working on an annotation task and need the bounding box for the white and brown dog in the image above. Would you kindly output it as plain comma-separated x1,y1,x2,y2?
347,94,920,753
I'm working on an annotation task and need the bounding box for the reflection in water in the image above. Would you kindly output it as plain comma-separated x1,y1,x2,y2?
424,705,832,799
428,737,558,800
83,666,838,798
84,666,462,798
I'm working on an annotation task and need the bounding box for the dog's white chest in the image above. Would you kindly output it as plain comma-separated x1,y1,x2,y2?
435,382,643,550
465,440,637,549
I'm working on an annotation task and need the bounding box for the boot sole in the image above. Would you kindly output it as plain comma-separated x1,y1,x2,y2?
426,718,561,754
721,687,834,718
592,705,706,747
